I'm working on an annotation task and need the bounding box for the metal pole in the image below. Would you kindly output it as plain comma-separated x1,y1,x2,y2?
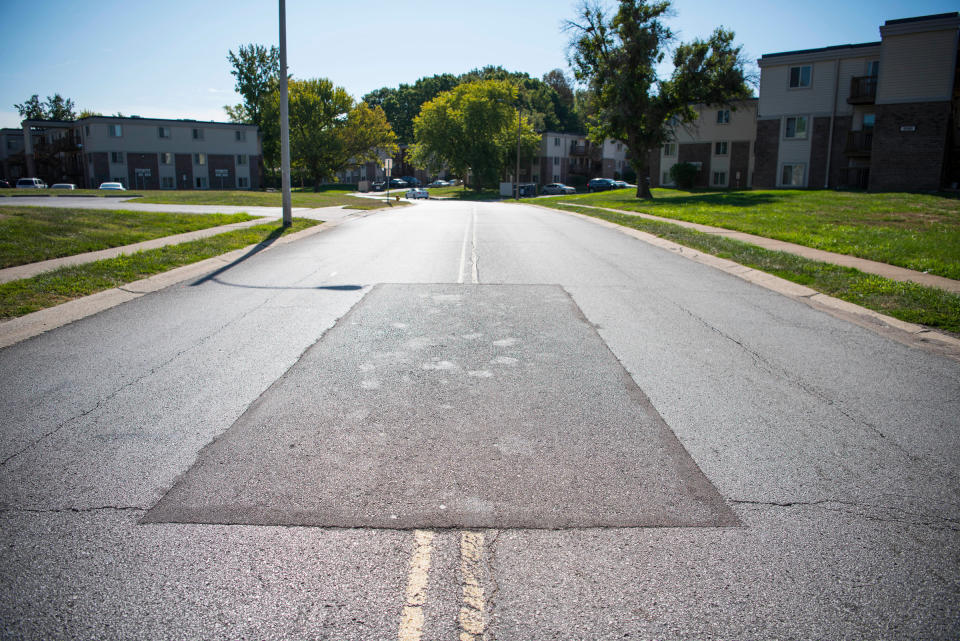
515,107,521,200
279,0,292,227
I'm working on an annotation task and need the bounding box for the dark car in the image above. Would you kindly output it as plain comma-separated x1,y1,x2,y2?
400,175,421,187
389,178,408,188
587,178,616,192
0,179,9,188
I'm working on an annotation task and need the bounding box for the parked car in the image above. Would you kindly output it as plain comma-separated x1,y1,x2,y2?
587,178,616,192
427,180,449,187
98,182,126,190
16,177,47,189
400,176,421,187
51,183,76,190
613,180,628,189
389,178,408,188
405,187,429,199
0,179,10,188
542,182,576,195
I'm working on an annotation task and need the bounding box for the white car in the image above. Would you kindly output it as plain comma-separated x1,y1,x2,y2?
427,180,449,187
98,182,126,190
405,188,429,200
15,177,47,189
51,183,76,190
542,182,576,195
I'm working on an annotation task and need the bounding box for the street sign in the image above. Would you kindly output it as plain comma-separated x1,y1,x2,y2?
384,158,393,176
214,169,229,177
135,168,151,176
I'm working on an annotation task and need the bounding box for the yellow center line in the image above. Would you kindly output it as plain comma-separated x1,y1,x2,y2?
398,530,436,641
459,530,486,641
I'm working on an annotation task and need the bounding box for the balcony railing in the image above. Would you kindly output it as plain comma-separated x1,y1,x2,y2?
848,75,877,104
845,130,873,156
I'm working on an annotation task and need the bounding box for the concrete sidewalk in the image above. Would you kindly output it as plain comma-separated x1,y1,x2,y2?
565,203,960,295
0,206,359,285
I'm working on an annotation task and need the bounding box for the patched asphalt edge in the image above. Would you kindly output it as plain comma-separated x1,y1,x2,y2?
0,211,379,350
533,204,960,363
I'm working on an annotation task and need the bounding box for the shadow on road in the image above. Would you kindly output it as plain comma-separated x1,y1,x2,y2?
190,227,286,286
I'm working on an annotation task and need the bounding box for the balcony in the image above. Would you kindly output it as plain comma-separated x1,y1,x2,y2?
848,75,877,104
844,130,873,157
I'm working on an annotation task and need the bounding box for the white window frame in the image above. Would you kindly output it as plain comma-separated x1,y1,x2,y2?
716,110,730,124
554,137,560,147
663,143,677,156
238,176,249,188
788,65,812,89
780,163,806,187
784,116,808,139
192,128,204,140
160,152,173,165
712,171,727,186
158,126,171,138
108,124,122,137
110,151,124,164
714,141,728,155
194,153,207,165
235,130,246,142
161,176,175,189
195,176,208,189
237,154,248,165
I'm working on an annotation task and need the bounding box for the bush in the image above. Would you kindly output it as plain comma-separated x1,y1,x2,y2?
567,174,588,190
669,162,700,189
622,166,637,183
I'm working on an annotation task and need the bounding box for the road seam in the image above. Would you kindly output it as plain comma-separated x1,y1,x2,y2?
536,205,960,362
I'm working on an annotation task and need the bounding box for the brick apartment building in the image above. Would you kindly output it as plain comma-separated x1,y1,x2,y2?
11,116,261,190
754,12,960,191
650,99,757,189
537,132,629,185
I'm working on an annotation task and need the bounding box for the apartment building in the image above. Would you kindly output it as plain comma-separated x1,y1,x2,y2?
18,116,261,189
650,99,757,189
0,128,26,182
538,132,629,185
754,12,960,191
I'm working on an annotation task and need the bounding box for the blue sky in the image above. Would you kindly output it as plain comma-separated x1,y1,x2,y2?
1,0,956,129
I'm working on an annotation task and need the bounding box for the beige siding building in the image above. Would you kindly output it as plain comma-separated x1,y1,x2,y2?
755,12,960,191
651,99,757,189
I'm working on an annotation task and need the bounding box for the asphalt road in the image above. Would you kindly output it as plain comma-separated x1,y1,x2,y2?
1,199,957,640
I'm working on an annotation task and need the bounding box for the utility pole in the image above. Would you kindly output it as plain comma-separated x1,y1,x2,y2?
279,0,292,227
515,107,522,200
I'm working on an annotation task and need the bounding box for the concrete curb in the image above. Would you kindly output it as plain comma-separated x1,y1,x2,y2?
0,216,354,350
538,205,960,363
563,203,960,294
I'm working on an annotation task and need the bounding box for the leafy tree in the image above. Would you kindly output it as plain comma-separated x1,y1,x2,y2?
226,44,280,128
265,78,397,189
363,74,459,144
14,94,76,121
567,0,751,198
669,162,699,188
408,80,540,190
78,109,103,118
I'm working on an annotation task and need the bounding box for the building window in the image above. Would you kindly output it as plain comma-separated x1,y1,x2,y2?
867,60,879,77
663,143,677,156
662,171,671,184
108,124,122,137
781,164,805,186
237,154,248,165
84,125,90,135
195,176,208,189
553,137,560,147
616,143,622,151
161,176,174,189
160,152,173,165
158,126,171,138
238,176,249,188
789,65,812,88
713,171,727,186
716,110,730,124
553,174,560,182
553,157,559,166
192,128,204,140
235,130,246,142
714,141,728,155
110,151,124,163
194,153,206,165
785,116,807,139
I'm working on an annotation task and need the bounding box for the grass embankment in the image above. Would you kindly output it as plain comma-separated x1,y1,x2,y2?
0,219,320,319
539,192,960,334
543,188,960,279
1,188,389,210
0,207,259,268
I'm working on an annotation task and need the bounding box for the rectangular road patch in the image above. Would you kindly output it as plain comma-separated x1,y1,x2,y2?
143,284,737,528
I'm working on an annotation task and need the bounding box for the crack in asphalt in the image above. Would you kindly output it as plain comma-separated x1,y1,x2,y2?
484,529,501,641
0,506,146,515
730,499,960,532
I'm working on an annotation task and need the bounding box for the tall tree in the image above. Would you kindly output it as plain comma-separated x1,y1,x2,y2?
567,0,751,198
14,95,44,120
408,80,540,190
226,44,280,128
43,94,76,120
267,78,397,188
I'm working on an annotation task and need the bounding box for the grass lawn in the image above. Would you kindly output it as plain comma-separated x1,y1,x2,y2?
0,207,259,269
1,188,389,210
546,203,960,334
539,189,960,280
0,218,320,319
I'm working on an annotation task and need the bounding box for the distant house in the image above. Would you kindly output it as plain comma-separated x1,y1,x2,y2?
17,115,261,190
754,12,960,191
650,99,757,189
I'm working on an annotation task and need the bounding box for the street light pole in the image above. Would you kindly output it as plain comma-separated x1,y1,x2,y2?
279,0,292,227
515,106,521,200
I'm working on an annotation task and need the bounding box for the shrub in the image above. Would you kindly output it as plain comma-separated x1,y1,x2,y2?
669,162,700,189
567,174,588,190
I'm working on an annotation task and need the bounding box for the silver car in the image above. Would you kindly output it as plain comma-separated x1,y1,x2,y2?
542,182,576,195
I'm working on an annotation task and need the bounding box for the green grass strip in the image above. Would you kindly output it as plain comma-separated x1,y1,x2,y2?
0,218,320,319
0,207,260,268
550,203,960,334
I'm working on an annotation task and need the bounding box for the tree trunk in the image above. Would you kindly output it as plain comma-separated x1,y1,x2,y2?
633,150,653,199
